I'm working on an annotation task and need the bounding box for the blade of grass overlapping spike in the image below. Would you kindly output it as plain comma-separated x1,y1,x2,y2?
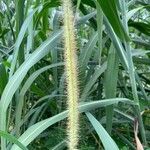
11,98,135,150
0,10,102,149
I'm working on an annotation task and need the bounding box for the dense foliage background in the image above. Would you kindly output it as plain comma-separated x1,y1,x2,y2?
0,0,150,149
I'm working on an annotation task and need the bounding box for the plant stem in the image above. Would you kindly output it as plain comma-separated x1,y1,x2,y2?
120,0,147,145
15,0,25,65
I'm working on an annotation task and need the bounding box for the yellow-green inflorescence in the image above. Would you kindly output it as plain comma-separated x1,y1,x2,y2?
62,0,79,149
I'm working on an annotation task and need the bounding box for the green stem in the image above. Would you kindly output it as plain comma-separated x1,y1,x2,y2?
15,0,25,65
121,0,147,145
96,1,103,65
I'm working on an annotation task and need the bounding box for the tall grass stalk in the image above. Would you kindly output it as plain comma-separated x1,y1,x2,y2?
63,0,79,149
121,0,147,145
95,1,103,65
15,0,25,65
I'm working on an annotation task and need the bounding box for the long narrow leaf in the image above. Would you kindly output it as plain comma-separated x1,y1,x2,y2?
86,112,119,150
11,98,135,150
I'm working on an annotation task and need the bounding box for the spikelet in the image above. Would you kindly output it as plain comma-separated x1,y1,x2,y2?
62,0,79,149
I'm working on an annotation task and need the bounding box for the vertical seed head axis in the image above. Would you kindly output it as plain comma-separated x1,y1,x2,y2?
62,0,79,149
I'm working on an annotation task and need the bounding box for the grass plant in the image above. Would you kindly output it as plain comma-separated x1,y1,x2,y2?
0,0,149,149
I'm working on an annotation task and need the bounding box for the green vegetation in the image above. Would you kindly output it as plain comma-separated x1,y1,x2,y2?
0,0,150,149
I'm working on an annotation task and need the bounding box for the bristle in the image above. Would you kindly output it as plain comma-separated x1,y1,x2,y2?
62,0,79,149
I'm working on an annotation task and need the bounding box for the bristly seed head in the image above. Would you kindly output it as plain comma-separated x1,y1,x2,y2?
62,0,79,149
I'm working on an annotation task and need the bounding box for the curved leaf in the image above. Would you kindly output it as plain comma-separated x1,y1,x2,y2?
11,98,135,150
0,130,28,150
0,30,62,134
97,0,130,41
86,112,119,150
